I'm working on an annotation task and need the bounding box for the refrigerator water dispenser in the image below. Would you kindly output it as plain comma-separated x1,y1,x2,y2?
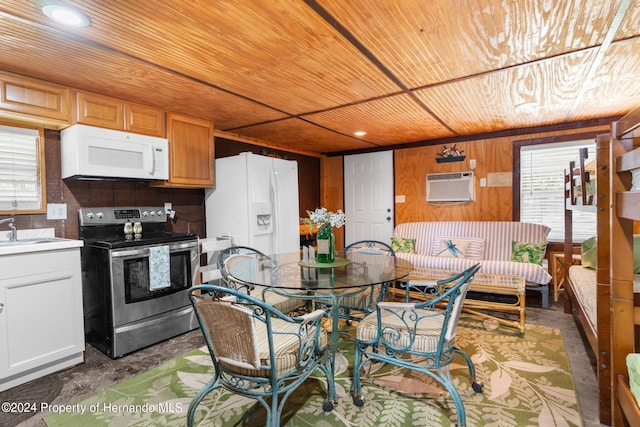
253,202,273,234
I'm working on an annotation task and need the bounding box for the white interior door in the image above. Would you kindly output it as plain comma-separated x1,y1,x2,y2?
344,151,394,246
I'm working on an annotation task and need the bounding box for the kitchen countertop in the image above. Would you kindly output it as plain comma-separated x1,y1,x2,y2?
0,238,83,256
0,228,82,256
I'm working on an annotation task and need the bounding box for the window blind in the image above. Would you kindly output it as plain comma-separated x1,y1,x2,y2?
0,125,41,211
520,140,596,242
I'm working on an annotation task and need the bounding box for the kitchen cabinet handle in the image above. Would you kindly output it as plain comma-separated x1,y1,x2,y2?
0,302,3,313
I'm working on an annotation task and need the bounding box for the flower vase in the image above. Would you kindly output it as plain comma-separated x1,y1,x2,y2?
316,226,335,263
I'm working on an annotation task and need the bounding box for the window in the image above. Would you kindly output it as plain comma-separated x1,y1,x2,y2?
0,123,46,213
520,140,596,242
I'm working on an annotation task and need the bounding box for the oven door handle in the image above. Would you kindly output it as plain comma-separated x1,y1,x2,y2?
111,248,149,258
110,241,198,258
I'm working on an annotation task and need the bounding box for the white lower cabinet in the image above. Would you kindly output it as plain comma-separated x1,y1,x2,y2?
0,246,84,392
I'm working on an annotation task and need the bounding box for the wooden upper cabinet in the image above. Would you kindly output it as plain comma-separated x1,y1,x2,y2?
0,71,71,127
124,103,166,137
74,91,165,137
74,91,123,129
154,113,214,188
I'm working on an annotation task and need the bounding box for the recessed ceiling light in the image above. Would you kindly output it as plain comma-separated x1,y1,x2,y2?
354,131,367,137
42,4,90,28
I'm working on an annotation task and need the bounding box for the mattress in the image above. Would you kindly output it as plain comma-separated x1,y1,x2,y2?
568,265,640,327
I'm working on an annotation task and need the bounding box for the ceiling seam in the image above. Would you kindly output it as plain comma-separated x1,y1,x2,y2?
224,116,385,148
325,116,618,157
564,0,632,122
303,0,459,135
222,90,406,131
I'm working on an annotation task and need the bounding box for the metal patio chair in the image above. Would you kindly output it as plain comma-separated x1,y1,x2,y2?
187,284,334,426
217,245,306,315
352,263,484,427
317,240,396,325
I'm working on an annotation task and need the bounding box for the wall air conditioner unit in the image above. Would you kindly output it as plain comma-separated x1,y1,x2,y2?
426,171,474,202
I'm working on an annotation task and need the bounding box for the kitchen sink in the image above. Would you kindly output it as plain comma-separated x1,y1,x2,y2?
0,237,66,247
0,236,83,256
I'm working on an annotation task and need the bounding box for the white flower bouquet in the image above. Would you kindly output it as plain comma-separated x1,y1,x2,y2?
304,208,346,231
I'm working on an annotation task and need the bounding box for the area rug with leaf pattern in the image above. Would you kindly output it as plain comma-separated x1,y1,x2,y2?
44,319,583,426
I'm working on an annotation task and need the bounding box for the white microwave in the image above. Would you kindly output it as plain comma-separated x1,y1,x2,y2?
60,124,169,180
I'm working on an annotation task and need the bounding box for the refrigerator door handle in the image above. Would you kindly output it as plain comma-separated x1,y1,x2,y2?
270,169,280,254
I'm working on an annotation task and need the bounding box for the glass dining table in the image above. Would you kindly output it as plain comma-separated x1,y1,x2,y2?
225,249,413,405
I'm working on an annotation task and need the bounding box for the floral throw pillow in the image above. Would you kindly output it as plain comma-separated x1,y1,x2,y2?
432,238,470,258
511,241,547,265
391,237,416,254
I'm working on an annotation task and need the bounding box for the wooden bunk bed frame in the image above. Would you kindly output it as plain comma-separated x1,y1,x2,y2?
563,104,640,425
610,107,640,427
564,135,612,423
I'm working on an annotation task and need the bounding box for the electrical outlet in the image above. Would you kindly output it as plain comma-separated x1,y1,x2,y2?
47,203,67,220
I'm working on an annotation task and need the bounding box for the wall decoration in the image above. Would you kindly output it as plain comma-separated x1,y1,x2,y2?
436,144,465,163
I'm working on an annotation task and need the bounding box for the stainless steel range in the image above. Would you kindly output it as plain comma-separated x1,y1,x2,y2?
78,206,199,358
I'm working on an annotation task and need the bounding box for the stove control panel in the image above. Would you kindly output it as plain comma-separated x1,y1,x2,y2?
140,210,165,217
79,207,167,225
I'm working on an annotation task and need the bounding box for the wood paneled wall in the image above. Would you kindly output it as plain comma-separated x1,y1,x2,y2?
394,138,511,222
320,156,344,250
394,126,609,224
321,124,611,234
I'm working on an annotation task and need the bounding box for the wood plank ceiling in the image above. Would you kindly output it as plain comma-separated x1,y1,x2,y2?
0,0,639,156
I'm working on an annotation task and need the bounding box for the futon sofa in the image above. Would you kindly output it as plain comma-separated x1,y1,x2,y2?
392,221,553,308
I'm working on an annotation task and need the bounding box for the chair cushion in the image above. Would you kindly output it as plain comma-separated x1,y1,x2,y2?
220,317,327,378
357,308,453,354
338,286,383,312
254,286,306,314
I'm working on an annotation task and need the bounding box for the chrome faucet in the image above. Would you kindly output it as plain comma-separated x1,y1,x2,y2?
0,217,17,241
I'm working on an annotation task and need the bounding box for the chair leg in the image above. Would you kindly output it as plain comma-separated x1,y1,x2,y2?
268,393,279,427
187,378,219,427
443,379,467,427
454,347,484,393
351,345,365,406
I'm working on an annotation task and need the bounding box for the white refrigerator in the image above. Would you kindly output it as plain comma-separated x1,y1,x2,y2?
204,152,300,255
